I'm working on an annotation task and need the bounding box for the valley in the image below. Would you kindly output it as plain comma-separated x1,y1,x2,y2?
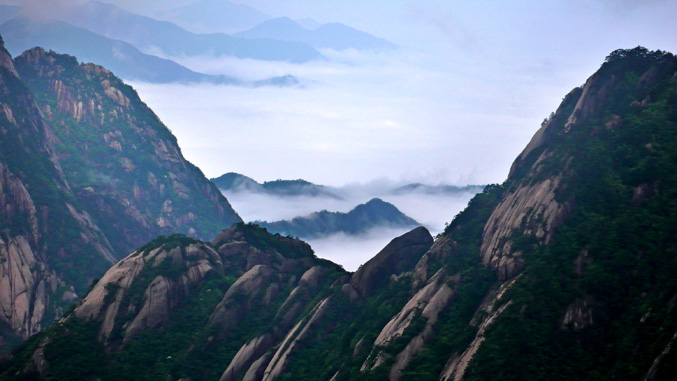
0,1,676,380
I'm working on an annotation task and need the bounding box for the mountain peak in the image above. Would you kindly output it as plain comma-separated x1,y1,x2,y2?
256,198,419,239
350,226,433,297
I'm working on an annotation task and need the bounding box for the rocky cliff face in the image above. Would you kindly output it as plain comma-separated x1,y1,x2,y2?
0,224,349,379
0,35,116,348
0,34,240,348
3,47,677,381
13,47,241,255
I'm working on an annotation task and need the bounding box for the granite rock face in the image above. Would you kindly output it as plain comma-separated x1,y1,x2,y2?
3,46,677,381
350,226,432,297
0,33,241,346
0,35,116,347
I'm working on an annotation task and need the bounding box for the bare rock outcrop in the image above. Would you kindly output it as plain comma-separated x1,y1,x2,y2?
74,241,221,348
480,175,569,279
208,265,274,329
413,234,456,286
362,268,454,375
561,296,594,331
388,280,455,380
350,226,432,298
220,334,273,381
262,297,331,381
440,276,520,381
0,235,53,338
0,36,18,76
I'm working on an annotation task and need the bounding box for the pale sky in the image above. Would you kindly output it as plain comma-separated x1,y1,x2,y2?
3,0,677,186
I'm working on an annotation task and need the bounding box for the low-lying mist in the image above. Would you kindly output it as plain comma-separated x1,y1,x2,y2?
125,41,579,272
222,184,480,271
130,46,573,187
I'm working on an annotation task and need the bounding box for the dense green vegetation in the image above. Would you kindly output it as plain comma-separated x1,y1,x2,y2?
462,47,677,379
3,46,676,380
280,47,677,380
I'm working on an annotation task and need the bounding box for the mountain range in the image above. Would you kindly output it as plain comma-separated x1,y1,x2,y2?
0,17,242,85
0,16,299,86
0,1,397,85
1,30,676,381
211,172,341,199
0,33,240,348
212,172,484,198
56,1,322,63
255,198,420,239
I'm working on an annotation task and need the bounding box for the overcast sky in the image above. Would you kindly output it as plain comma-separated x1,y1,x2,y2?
3,0,677,187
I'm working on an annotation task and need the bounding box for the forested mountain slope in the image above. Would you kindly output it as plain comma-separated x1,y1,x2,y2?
0,34,240,349
2,47,676,380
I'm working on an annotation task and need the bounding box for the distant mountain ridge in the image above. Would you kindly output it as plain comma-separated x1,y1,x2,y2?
235,17,398,51
59,1,322,63
211,172,341,198
0,17,298,86
212,172,484,198
256,198,420,238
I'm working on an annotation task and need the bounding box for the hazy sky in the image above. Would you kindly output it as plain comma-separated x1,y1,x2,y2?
3,0,677,187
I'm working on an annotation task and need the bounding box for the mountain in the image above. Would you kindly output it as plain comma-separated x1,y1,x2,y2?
0,17,298,86
13,45,241,256
58,1,322,63
159,0,271,34
0,224,352,379
235,17,398,51
3,47,677,380
0,17,234,84
0,33,241,347
211,172,261,193
212,172,341,198
261,179,340,198
392,183,486,195
256,198,420,239
0,33,116,348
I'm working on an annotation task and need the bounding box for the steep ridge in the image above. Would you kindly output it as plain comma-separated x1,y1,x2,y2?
0,34,115,348
159,0,271,34
13,47,241,256
0,224,348,379
0,17,299,86
0,33,240,348
0,17,239,85
2,47,677,380
59,1,322,63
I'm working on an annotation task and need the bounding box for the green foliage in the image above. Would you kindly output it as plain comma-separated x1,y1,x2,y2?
136,234,202,255
3,47,677,381
463,48,677,380
234,222,316,259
